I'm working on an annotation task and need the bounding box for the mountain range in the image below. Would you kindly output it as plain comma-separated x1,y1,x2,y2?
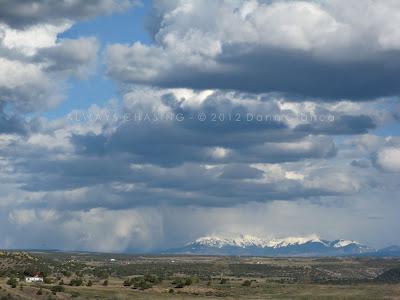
164,234,400,257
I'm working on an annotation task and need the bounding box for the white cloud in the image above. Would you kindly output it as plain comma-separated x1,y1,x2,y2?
0,23,71,55
107,0,400,99
376,147,400,172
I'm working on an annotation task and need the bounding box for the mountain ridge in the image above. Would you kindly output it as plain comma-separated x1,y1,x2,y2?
165,234,398,257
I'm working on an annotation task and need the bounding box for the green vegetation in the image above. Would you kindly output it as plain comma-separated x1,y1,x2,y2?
5,278,17,289
69,278,83,286
50,285,65,293
242,279,252,286
374,267,400,283
0,251,399,299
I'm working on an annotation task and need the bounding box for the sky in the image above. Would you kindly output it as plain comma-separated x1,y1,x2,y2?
0,0,400,252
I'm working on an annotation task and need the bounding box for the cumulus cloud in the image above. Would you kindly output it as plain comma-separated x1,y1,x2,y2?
347,135,400,173
0,56,62,111
0,0,135,119
107,0,400,100
0,12,100,116
375,147,400,172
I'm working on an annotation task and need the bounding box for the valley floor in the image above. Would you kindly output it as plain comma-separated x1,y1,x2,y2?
1,280,400,300
1,252,400,299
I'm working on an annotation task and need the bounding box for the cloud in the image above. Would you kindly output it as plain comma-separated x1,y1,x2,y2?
0,21,99,115
68,89,344,167
35,37,99,78
0,96,397,251
375,147,400,172
350,159,371,169
1,207,162,252
107,0,400,100
2,195,400,251
0,0,136,29
1,91,388,210
8,209,37,225
0,0,399,252
0,56,61,112
295,115,376,135
0,102,29,134
218,164,264,180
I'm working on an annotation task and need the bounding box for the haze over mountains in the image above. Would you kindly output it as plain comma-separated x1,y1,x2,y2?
165,235,400,257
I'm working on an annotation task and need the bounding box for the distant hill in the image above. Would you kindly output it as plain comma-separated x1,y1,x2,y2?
164,234,400,257
374,245,400,257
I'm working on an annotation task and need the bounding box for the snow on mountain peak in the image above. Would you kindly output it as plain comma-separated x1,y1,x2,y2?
194,236,228,248
332,239,360,248
266,235,326,248
194,234,266,248
193,234,328,249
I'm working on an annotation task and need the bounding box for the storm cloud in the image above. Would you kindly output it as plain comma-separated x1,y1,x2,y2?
0,0,399,252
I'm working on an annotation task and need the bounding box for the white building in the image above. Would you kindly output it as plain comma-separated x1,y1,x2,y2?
25,275,43,283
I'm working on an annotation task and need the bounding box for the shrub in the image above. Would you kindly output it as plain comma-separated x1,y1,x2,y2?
43,277,52,284
102,280,108,286
139,281,153,290
172,277,195,288
37,288,43,295
242,280,251,287
123,279,132,286
220,278,228,284
61,271,72,277
69,278,83,286
175,282,185,289
144,274,161,284
51,285,65,293
133,278,152,290
6,278,17,288
86,280,93,286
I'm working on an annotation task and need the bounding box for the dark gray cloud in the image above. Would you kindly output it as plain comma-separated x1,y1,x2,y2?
109,45,400,100
351,159,371,169
0,102,28,134
35,37,99,77
295,115,376,135
218,164,264,180
0,0,136,28
68,91,343,167
14,159,348,209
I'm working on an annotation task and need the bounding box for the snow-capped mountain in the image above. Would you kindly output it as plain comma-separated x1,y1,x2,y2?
193,234,325,249
165,234,375,256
